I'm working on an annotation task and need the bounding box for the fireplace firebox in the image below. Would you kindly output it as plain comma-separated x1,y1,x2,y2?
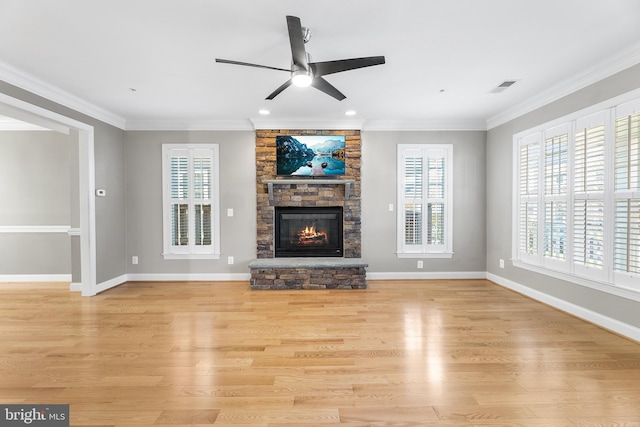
274,206,343,257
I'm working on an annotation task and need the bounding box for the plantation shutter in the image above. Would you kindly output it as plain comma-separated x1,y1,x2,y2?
403,154,423,246
170,154,189,247
426,153,446,248
614,107,640,283
573,114,605,277
518,135,540,259
543,125,569,269
192,151,213,248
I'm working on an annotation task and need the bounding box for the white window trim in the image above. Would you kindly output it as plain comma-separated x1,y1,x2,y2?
161,144,221,260
512,88,640,302
397,143,453,258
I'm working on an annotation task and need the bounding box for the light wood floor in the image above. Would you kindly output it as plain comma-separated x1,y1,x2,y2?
1,279,639,426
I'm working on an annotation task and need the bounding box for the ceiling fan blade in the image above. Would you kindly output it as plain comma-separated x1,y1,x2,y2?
266,79,293,100
310,56,386,77
286,15,308,69
311,77,346,101
215,58,290,73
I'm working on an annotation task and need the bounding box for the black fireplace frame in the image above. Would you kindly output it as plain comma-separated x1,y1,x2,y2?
274,206,344,258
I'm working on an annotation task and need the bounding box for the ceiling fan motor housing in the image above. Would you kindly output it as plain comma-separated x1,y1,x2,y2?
291,52,313,86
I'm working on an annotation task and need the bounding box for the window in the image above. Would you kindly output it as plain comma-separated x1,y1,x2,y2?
543,125,569,268
162,144,220,259
573,112,605,279
613,104,640,287
513,90,640,298
518,134,540,263
397,144,453,258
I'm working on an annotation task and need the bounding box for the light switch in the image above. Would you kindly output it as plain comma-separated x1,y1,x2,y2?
227,208,234,217
388,203,394,212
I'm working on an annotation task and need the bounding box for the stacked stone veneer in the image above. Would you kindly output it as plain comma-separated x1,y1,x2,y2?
249,259,367,290
252,129,365,289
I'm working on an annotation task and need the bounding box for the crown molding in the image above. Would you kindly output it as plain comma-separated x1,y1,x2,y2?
0,60,126,130
127,117,488,132
125,119,255,131
250,118,365,130
486,40,640,130
362,119,487,131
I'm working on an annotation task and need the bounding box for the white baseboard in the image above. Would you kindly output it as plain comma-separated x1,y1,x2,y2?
21,273,248,293
487,272,640,342
127,273,251,282
0,274,72,283
95,274,128,294
366,271,487,280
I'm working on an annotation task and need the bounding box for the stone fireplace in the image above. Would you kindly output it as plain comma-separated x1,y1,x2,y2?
249,129,367,289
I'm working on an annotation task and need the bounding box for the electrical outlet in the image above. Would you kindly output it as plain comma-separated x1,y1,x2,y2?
228,256,234,265
499,259,505,268
132,256,138,265
417,260,423,269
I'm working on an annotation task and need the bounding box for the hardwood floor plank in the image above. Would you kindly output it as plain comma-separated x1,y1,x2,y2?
154,409,220,424
0,279,639,425
339,406,439,423
433,404,537,421
214,408,339,424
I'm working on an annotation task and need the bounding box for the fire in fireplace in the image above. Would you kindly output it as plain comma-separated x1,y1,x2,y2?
275,206,343,257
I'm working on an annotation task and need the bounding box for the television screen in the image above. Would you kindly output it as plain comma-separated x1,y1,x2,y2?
276,135,346,176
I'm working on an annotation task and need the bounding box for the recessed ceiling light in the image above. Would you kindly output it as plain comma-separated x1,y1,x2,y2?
345,110,356,116
259,109,270,115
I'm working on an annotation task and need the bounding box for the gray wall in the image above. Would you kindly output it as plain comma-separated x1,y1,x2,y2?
125,130,485,277
486,64,640,328
0,130,73,274
94,121,127,282
362,130,487,273
124,130,257,276
0,81,127,285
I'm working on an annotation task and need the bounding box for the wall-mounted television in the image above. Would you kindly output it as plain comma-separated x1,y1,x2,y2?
276,135,346,176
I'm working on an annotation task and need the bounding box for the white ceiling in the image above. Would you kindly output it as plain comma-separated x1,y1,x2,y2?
0,0,639,130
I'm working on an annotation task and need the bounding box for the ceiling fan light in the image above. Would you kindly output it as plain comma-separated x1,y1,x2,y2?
292,70,313,87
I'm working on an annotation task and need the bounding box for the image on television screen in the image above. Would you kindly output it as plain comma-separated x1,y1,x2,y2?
276,135,346,176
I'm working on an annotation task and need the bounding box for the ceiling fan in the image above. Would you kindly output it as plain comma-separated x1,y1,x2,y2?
215,15,385,101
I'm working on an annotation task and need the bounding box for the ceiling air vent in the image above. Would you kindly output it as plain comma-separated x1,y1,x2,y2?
490,80,518,93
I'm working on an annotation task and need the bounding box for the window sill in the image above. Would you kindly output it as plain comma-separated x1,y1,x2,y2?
397,252,453,259
162,253,221,260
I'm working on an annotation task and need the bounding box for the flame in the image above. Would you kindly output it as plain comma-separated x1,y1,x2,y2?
296,225,328,245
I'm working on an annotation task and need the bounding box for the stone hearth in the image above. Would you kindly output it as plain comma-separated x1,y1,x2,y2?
249,258,367,290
